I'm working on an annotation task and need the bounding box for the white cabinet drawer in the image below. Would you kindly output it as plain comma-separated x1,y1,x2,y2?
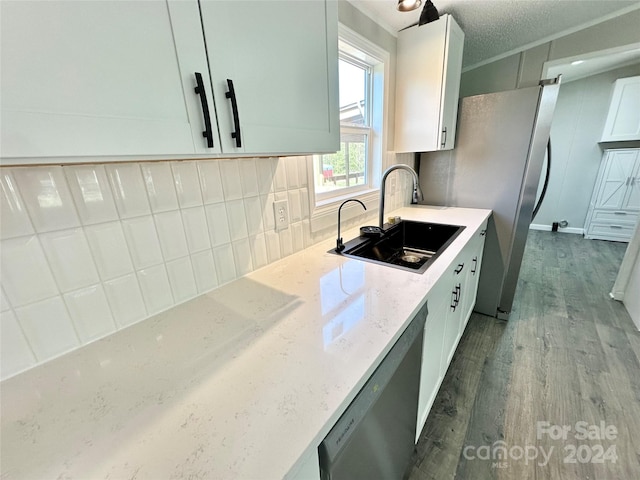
591,210,639,225
586,223,635,241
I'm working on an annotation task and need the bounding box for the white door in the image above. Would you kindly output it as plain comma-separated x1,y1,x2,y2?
595,150,639,210
1,0,220,160
199,0,339,155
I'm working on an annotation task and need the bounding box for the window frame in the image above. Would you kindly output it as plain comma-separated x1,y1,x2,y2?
307,23,390,233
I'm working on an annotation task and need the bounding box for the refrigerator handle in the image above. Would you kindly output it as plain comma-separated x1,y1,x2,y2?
532,138,552,220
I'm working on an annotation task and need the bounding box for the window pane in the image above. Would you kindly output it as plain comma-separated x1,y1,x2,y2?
339,59,367,126
314,132,367,194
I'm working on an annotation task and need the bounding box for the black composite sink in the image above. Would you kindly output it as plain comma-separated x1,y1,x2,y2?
335,220,465,273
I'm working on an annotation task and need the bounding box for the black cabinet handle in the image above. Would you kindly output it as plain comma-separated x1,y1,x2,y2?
454,263,464,274
480,229,486,236
471,256,478,274
441,127,447,148
451,283,461,311
226,79,242,148
194,72,214,148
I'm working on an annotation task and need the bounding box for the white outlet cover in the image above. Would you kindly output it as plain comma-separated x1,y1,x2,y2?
273,200,289,231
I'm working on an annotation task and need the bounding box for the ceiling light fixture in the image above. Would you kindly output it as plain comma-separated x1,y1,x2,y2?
397,0,422,12
418,0,440,25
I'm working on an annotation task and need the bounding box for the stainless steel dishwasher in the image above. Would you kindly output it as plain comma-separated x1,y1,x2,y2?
318,302,427,479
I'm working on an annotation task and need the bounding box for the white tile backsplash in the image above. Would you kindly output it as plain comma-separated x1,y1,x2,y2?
107,163,151,218
0,170,35,239
40,228,100,293
0,310,36,379
123,216,164,269
142,162,179,213
15,296,79,360
154,210,188,261
63,285,116,342
65,165,118,225
1,236,58,307
85,221,134,281
0,156,412,379
13,166,80,233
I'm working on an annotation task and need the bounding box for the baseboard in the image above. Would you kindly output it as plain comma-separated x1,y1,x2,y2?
529,224,584,235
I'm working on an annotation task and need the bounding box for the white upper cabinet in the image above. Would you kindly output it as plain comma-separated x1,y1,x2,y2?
394,14,464,153
199,0,339,156
1,0,220,162
600,76,640,142
1,0,339,164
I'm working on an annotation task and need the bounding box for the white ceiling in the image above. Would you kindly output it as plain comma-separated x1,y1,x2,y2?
348,0,640,72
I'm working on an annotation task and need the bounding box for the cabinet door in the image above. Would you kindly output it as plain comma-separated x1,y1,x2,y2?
1,0,219,161
601,76,640,142
460,223,487,327
394,14,464,153
441,258,465,371
199,0,339,156
594,150,639,210
623,155,640,211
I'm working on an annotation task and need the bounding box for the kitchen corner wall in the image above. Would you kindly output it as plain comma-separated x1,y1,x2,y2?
0,154,410,380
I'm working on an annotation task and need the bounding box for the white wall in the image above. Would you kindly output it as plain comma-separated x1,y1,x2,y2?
533,64,640,231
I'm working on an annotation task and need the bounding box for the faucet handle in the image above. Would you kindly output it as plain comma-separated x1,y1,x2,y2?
336,238,345,252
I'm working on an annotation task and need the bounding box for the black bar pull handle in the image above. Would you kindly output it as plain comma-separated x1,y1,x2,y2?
471,256,478,274
455,263,464,274
225,79,242,148
194,72,214,148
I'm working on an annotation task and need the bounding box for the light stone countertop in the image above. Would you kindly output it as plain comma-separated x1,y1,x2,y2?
0,205,491,480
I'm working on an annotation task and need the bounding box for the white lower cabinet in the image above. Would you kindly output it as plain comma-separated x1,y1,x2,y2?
416,220,487,441
584,149,640,242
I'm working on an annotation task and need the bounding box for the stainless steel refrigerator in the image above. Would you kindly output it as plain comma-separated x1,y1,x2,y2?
417,79,561,320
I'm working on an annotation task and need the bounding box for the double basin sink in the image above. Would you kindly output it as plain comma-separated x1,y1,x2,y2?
335,220,465,274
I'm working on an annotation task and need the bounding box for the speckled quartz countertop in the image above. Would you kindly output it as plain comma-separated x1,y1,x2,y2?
0,205,491,480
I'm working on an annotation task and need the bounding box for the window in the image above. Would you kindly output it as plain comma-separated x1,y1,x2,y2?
310,26,389,223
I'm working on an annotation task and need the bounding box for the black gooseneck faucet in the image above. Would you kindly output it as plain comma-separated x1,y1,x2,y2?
336,199,367,253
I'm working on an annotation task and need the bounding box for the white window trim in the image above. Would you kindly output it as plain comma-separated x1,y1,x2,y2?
307,23,391,233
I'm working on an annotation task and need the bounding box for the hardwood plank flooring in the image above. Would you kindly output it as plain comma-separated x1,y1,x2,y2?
408,230,640,480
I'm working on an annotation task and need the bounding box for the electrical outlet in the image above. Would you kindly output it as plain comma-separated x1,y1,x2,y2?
273,199,289,231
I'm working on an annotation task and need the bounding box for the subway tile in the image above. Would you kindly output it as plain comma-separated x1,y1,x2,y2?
15,296,79,361
232,238,253,277
104,273,147,328
141,162,179,213
1,236,58,307
191,250,218,293
300,187,310,219
297,156,309,187
40,228,100,293
264,231,281,263
154,211,188,261
181,206,210,253
225,199,249,241
63,285,116,343
291,222,304,253
219,159,243,201
273,158,287,192
205,203,231,247
64,164,118,225
249,234,268,270
285,156,300,189
122,216,163,269
213,244,237,285
166,257,197,303
137,264,174,315
198,161,225,204
239,158,259,198
106,163,150,218
12,165,80,233
84,221,134,281
1,310,36,379
243,197,264,237
255,158,274,195
171,161,203,208
288,189,302,223
261,194,276,232
279,228,293,258
0,170,34,239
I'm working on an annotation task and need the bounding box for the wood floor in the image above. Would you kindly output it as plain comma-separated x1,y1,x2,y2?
408,230,640,480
